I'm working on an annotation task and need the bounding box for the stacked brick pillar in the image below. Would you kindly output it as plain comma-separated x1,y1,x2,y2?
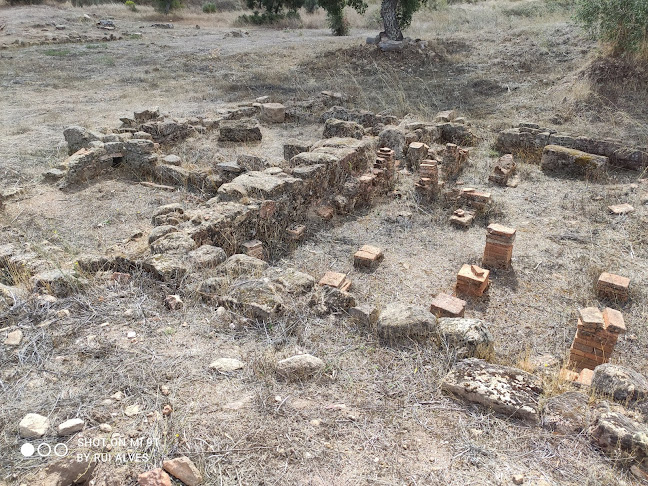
415,159,439,202
568,307,626,372
483,224,515,269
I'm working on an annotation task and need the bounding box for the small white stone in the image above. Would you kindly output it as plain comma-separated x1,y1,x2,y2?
99,423,112,432
4,330,23,346
111,391,124,401
57,418,84,436
124,405,140,417
209,358,245,372
216,306,226,316
126,331,136,338
56,309,70,318
160,385,170,396
19,413,50,438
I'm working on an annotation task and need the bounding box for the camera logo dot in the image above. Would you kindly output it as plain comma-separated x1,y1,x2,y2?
20,443,35,457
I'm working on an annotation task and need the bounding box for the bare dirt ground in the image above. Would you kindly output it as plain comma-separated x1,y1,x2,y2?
0,0,647,485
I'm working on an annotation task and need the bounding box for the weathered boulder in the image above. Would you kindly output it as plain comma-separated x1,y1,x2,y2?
142,254,188,281
32,457,97,486
311,137,377,174
589,405,648,464
219,254,268,278
162,456,203,486
591,364,648,405
188,245,227,268
284,140,312,161
219,119,262,142
541,145,607,177
289,152,339,168
57,418,84,436
237,154,268,172
441,358,543,423
63,126,102,154
217,171,302,202
19,413,50,438
260,103,285,123
149,231,196,255
276,354,325,380
123,139,158,173
61,147,109,184
221,278,283,319
437,122,476,146
542,391,591,435
266,267,315,294
437,318,494,359
31,270,87,297
209,358,245,372
377,303,437,343
323,118,364,140
155,164,221,194
148,225,178,245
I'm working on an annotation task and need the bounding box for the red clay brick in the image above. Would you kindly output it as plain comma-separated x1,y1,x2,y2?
429,293,466,318
602,307,626,334
576,368,594,386
319,271,351,291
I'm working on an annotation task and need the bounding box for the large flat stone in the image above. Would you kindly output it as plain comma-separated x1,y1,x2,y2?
377,303,437,343
217,171,302,201
441,358,543,423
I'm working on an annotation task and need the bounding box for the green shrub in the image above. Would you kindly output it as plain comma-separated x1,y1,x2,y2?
8,0,43,4
125,0,137,11
237,9,299,24
576,0,648,55
203,2,217,12
153,0,182,13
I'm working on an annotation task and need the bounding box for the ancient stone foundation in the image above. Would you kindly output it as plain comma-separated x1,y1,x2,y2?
496,122,648,170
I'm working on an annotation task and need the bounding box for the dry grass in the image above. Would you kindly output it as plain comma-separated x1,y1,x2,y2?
1,0,648,484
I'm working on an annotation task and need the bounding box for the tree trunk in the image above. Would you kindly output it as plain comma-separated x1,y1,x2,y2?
165,0,171,14
381,0,403,41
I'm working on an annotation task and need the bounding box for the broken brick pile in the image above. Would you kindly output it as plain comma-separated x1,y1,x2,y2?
568,307,626,372
456,264,490,297
596,272,630,302
489,154,516,186
482,224,516,269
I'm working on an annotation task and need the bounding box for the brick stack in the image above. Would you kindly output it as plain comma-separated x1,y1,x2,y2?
461,188,492,210
430,292,466,318
568,307,626,372
415,159,439,202
456,264,490,297
319,271,351,291
596,272,630,302
375,147,396,189
482,224,516,269
353,245,384,268
241,240,264,260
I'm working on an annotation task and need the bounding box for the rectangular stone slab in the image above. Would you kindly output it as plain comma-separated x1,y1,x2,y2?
441,358,543,423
